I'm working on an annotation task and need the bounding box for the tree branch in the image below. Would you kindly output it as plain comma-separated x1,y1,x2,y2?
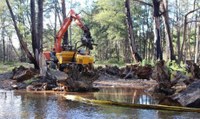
185,7,200,17
133,0,153,7
187,20,200,24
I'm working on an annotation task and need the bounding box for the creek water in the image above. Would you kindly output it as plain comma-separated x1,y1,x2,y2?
0,88,200,119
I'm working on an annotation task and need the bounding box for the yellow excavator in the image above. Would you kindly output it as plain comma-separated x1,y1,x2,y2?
43,9,95,72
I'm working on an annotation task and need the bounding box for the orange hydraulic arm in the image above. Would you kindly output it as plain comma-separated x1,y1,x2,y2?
55,9,92,53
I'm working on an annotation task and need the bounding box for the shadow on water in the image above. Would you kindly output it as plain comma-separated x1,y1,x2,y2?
0,89,200,119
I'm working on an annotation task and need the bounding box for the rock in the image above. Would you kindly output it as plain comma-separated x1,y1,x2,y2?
172,80,200,107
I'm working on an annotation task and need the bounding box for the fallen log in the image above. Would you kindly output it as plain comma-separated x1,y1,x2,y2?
64,95,200,113
172,80,200,107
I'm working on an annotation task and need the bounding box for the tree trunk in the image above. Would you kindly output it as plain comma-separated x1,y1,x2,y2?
37,0,44,75
152,0,162,60
54,1,57,43
6,0,38,67
1,18,6,63
30,0,38,69
37,0,43,53
194,0,198,63
142,20,146,59
177,27,181,61
62,0,68,46
115,42,120,61
8,36,20,59
124,38,131,63
195,24,200,63
161,0,175,61
188,25,192,60
180,8,200,62
124,0,142,62
175,0,181,63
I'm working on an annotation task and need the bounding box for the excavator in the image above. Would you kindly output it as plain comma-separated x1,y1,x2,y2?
43,9,95,72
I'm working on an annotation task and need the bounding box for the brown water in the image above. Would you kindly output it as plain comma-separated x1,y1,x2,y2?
0,88,200,119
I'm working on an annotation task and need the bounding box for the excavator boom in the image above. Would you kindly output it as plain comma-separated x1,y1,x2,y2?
55,9,92,53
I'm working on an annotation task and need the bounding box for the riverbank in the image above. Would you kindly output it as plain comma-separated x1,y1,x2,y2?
1,60,200,108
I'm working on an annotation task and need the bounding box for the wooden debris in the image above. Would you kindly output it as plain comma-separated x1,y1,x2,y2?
136,65,152,79
186,61,200,79
151,60,174,95
105,65,120,75
26,83,47,91
172,80,200,107
46,69,68,81
12,66,37,82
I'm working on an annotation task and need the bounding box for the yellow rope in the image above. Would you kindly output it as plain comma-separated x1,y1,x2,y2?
64,95,200,113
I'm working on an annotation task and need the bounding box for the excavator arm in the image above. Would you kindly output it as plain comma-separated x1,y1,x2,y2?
55,9,93,53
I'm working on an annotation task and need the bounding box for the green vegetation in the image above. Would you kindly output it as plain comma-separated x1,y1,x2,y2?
24,77,39,85
0,0,199,67
0,62,33,73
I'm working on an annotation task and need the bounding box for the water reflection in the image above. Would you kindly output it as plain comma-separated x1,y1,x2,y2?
94,87,158,104
0,90,200,119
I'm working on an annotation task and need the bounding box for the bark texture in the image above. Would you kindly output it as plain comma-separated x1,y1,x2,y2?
124,0,142,62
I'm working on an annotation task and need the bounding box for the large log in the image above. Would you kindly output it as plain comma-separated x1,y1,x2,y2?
173,80,200,107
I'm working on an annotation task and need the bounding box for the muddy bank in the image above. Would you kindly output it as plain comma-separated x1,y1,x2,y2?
93,79,157,89
0,72,15,90
0,63,155,91
1,60,200,108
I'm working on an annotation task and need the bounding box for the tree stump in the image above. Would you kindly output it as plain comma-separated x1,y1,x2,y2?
151,60,174,95
12,66,37,82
